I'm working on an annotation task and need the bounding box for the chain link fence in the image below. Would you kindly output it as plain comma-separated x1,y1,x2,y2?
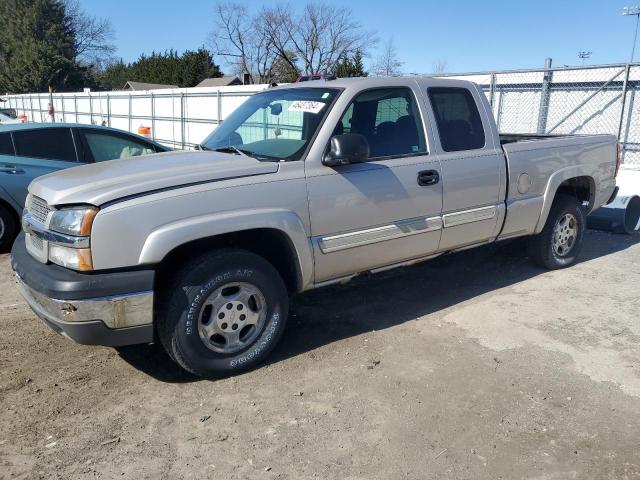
4,63,640,165
435,62,640,166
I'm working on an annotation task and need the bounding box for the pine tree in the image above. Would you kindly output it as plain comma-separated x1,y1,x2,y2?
98,49,222,90
269,52,299,83
333,49,368,78
351,50,368,77
98,59,128,90
0,0,88,93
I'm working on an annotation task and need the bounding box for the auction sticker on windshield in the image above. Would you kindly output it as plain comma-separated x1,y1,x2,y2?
288,101,325,114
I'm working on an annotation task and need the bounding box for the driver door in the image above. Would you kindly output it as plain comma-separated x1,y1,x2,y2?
305,85,443,283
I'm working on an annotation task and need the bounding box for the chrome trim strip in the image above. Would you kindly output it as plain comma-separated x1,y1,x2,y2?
22,213,90,249
16,273,153,329
319,216,443,253
443,206,497,228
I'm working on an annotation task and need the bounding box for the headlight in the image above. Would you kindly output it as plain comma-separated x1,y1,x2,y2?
49,244,93,271
49,206,98,236
46,206,98,271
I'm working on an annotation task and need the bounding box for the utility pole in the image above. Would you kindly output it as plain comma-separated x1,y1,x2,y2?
623,6,640,62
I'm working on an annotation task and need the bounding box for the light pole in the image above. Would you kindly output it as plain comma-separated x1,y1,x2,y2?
578,51,592,65
623,6,640,62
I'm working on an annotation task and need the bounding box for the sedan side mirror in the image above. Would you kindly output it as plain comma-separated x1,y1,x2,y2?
323,134,370,167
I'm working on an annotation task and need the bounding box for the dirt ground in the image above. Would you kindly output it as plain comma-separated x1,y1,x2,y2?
1,230,639,480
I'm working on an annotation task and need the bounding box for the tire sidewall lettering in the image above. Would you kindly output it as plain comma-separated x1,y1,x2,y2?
230,313,279,368
179,266,283,371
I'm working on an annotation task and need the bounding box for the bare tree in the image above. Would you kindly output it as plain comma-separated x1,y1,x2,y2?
432,59,449,74
64,0,116,68
372,38,403,77
259,5,299,75
210,2,282,83
211,2,375,81
275,4,373,75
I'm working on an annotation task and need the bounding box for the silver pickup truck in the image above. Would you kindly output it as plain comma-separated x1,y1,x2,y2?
11,77,619,377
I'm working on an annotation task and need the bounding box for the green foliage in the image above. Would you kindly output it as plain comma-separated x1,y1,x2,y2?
98,59,128,92
0,0,90,93
0,0,221,93
333,49,368,78
269,52,300,83
98,49,222,90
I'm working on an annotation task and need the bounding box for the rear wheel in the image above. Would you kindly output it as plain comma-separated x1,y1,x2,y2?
528,195,585,269
157,249,289,378
0,204,18,252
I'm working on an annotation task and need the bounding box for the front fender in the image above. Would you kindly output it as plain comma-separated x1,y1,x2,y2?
138,208,314,290
534,166,596,233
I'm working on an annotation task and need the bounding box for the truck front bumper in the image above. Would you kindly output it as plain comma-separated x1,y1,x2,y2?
11,233,154,347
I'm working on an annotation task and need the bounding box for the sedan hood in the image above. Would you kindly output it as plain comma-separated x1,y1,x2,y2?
29,150,280,206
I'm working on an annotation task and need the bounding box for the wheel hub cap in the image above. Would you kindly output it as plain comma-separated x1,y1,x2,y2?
552,213,577,257
198,282,266,354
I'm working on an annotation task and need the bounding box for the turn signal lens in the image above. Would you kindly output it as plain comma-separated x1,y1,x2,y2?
48,244,93,271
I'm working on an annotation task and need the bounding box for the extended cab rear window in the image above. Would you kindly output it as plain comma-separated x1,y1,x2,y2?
428,87,485,152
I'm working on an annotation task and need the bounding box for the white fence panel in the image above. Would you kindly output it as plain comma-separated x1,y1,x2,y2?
4,64,640,165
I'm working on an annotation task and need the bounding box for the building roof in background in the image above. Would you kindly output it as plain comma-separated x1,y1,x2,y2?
195,76,242,88
122,81,179,91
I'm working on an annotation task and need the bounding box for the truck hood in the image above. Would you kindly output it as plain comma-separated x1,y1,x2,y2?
29,150,280,206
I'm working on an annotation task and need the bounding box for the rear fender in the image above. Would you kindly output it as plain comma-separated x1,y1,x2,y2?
535,166,595,233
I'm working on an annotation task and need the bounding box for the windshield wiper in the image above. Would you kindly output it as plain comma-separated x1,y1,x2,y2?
213,146,254,157
203,145,275,162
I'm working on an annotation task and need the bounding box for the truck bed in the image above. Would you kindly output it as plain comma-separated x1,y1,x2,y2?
497,132,618,239
499,133,574,145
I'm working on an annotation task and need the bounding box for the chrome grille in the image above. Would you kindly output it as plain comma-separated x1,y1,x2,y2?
28,196,51,224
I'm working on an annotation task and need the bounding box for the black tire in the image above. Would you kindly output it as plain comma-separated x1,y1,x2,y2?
156,249,289,378
0,204,18,253
528,194,586,270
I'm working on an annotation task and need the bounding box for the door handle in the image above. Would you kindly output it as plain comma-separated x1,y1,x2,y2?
0,165,25,174
417,170,439,186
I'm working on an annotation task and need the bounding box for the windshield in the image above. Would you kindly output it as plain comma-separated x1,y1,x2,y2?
201,87,340,161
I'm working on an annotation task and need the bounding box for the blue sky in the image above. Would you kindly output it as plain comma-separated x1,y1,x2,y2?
81,0,640,73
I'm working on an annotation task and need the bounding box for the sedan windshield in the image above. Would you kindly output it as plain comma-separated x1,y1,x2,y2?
200,87,340,161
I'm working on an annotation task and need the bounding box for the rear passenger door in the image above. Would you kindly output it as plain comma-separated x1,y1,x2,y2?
424,86,504,250
1,128,80,208
78,128,160,163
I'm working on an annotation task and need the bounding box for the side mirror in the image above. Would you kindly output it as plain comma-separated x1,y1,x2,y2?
323,134,370,167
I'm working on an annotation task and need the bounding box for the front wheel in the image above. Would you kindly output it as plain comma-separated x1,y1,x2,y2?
528,195,586,270
157,249,289,378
